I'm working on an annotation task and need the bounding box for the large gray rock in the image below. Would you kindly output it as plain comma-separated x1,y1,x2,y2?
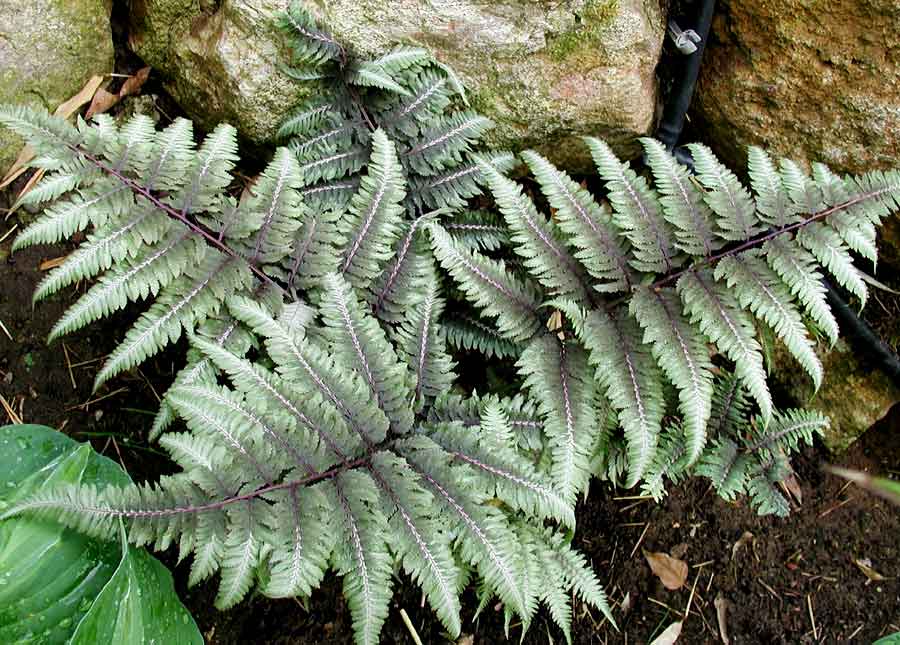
313,0,666,168
129,0,666,168
773,340,900,453
128,0,314,146
0,0,114,172
695,0,900,174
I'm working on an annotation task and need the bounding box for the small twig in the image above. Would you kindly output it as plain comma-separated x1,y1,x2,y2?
0,317,12,341
758,579,781,601
847,624,864,640
684,571,701,620
136,367,161,403
818,497,853,518
647,597,680,614
70,356,103,368
62,343,77,390
629,522,650,559
111,436,127,472
66,386,129,411
0,392,23,424
807,594,818,641
0,224,18,243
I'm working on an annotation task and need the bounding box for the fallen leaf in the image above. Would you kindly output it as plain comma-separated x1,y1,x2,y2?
1,74,105,189
731,531,754,560
85,67,153,120
781,473,803,505
85,88,120,119
714,593,730,645
456,636,474,645
55,75,106,120
854,558,886,582
650,621,683,645
644,550,689,590
120,66,151,98
39,256,68,271
620,591,632,614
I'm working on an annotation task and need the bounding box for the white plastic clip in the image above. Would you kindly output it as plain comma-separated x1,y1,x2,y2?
668,20,702,55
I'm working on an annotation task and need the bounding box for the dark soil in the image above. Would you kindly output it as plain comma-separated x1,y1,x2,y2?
2,206,899,644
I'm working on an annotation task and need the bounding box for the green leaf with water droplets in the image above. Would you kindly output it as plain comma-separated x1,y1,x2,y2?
0,424,202,644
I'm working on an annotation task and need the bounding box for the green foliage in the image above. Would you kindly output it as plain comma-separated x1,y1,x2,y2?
0,424,202,644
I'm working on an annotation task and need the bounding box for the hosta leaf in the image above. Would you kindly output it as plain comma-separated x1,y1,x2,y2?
0,425,201,645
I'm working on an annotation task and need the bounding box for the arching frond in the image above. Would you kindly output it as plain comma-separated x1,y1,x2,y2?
630,287,713,463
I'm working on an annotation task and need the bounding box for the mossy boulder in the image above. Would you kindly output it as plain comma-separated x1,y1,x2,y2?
695,0,900,173
129,0,666,169
128,0,315,146
312,0,666,169
0,0,114,173
774,341,900,453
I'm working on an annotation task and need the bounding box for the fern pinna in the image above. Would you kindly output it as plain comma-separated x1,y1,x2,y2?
430,138,899,514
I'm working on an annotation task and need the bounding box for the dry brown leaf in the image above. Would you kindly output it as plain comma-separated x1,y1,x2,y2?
644,550,689,590
0,146,37,190
55,75,106,120
649,621,683,645
85,87,120,119
39,255,68,271
1,74,105,188
85,67,152,119
731,531,754,560
120,66,151,98
854,558,886,582
714,593,730,645
781,473,803,505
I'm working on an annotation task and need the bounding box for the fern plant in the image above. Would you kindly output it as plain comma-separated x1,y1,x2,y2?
3,270,613,643
0,105,613,642
428,137,899,514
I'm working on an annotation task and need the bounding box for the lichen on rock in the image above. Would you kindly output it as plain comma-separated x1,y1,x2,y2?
311,0,665,169
128,0,665,169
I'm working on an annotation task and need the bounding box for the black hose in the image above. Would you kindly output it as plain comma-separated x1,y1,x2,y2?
655,0,717,157
823,278,900,382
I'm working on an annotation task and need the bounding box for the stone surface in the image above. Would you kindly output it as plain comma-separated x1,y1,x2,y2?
129,0,666,169
314,0,666,168
774,341,900,453
0,0,114,172
128,0,314,146
695,0,900,173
